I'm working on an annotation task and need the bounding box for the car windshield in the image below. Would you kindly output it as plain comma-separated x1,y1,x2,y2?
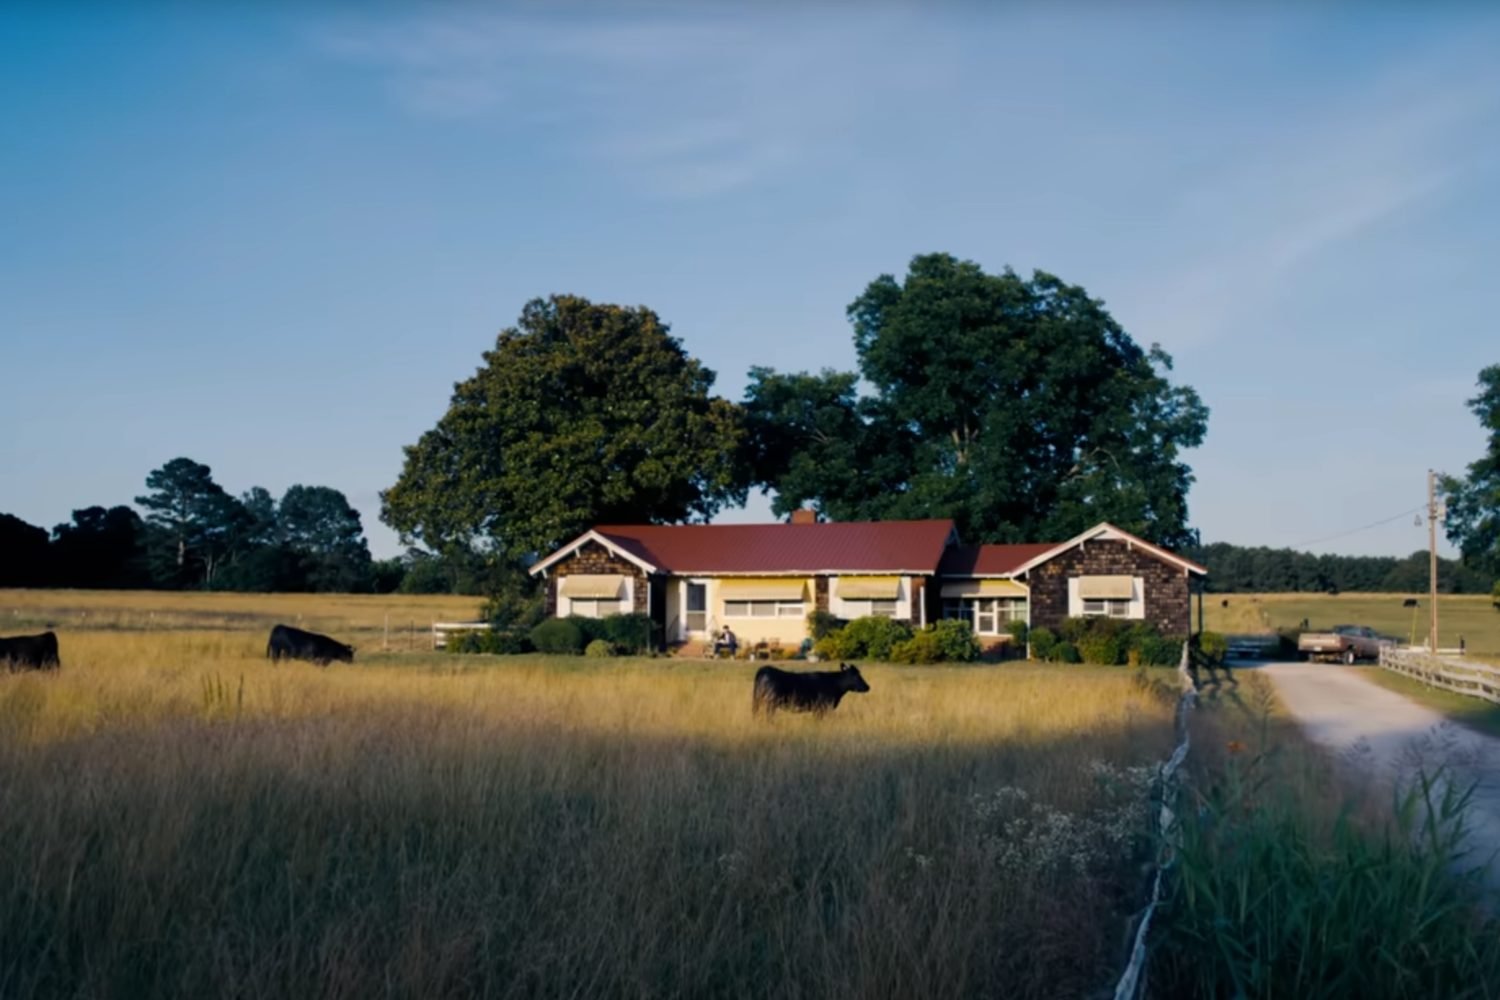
1333,625,1359,635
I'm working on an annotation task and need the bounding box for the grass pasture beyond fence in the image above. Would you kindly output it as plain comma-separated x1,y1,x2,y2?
0,588,484,651
0,628,1179,1000
1202,592,1500,658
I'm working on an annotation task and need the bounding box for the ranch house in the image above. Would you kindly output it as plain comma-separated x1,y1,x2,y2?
528,512,1207,652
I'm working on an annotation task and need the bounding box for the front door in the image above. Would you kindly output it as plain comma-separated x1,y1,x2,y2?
684,581,708,638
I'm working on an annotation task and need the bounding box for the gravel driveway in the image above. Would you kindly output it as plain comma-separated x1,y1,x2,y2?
1260,662,1500,886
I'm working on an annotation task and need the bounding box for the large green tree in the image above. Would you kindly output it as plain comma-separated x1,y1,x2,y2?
746,254,1209,547
51,506,149,589
278,485,373,593
382,295,747,559
1441,364,1500,576
135,458,248,587
0,513,51,586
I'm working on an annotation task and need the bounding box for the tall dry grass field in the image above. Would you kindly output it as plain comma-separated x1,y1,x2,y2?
0,630,1176,1000
0,588,485,650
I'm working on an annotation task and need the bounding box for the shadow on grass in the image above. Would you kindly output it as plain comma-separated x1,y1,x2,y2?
0,705,1168,1000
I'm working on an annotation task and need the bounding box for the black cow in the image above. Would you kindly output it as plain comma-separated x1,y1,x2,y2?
266,624,354,666
1403,598,1419,608
0,631,60,672
752,662,870,716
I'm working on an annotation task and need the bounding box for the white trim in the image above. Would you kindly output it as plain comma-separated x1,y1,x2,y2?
1011,522,1207,578
529,530,658,576
1066,576,1144,620
560,577,634,619
679,578,710,641
830,576,913,621
664,568,940,576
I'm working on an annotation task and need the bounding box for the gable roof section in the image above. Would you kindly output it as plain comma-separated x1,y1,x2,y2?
1011,522,1208,577
530,520,958,576
938,543,1058,578
529,529,662,576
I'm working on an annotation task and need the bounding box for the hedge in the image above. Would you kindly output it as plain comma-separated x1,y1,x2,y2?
530,618,586,655
814,616,913,661
1030,617,1185,666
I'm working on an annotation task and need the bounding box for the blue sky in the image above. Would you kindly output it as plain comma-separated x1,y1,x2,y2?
3,2,1497,560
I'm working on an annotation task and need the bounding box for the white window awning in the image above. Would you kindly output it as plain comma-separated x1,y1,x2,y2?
560,574,626,599
718,578,807,600
836,576,901,599
940,579,1028,598
1078,575,1134,600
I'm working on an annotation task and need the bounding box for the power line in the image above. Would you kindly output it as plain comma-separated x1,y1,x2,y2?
1290,505,1425,550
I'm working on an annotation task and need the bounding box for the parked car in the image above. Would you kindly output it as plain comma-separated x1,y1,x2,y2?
1297,624,1390,664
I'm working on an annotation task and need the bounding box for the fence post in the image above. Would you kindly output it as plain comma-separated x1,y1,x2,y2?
1112,640,1196,1000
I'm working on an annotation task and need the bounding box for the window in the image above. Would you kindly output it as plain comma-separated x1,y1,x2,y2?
570,598,622,618
724,600,805,619
846,599,898,618
1081,598,1131,619
943,598,1027,634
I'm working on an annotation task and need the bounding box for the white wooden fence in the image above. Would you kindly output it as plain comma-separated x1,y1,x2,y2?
1112,640,1196,1000
431,621,492,650
1379,645,1500,705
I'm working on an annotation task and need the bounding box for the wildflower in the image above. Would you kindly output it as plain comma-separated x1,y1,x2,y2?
1226,740,1246,755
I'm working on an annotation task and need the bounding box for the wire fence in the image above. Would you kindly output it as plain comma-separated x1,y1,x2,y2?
1112,641,1197,1000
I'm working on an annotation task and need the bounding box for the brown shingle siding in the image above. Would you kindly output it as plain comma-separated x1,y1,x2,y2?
1027,539,1191,637
551,541,648,614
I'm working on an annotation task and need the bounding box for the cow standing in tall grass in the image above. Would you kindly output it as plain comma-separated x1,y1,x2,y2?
0,631,60,671
752,662,870,716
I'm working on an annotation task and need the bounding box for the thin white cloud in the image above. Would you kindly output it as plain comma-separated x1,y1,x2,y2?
1114,66,1499,348
309,7,956,199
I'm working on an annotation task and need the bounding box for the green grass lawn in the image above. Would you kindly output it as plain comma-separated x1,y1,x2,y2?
1203,593,1500,658
1355,667,1500,739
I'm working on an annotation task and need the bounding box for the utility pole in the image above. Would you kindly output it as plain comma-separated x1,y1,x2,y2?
1428,469,1439,652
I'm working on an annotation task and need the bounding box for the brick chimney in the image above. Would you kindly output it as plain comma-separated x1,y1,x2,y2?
790,507,818,525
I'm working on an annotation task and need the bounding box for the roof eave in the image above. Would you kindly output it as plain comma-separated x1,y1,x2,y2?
528,529,660,577
1010,522,1209,577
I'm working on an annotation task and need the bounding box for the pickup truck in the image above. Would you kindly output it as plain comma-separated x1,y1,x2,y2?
1298,625,1389,664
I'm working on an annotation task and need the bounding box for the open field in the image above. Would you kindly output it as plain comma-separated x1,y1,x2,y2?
1202,592,1500,657
0,629,1178,1000
0,588,484,650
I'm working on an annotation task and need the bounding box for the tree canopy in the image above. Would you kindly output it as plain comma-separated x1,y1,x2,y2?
1184,541,1494,594
279,485,373,593
1442,364,1500,577
135,458,245,587
745,254,1209,547
0,513,51,587
381,294,747,559
124,458,377,592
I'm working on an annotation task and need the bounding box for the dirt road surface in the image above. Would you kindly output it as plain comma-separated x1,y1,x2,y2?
1260,662,1500,885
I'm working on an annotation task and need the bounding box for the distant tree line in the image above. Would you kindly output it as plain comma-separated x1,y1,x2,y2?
1182,542,1496,595
0,457,487,595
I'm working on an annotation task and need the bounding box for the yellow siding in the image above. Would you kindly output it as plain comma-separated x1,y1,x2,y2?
710,576,812,647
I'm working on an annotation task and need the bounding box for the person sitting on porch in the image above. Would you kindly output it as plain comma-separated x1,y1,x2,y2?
713,626,738,658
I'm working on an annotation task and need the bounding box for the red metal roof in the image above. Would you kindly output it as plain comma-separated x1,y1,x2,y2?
592,520,958,574
938,543,1059,577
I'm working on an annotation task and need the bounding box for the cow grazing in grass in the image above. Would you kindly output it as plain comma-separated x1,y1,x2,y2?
0,631,60,672
752,662,869,716
266,624,354,666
